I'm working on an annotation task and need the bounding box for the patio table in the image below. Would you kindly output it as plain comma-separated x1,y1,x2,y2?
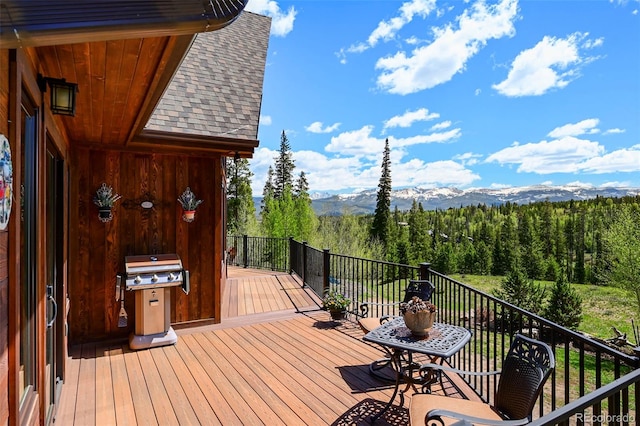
363,316,472,422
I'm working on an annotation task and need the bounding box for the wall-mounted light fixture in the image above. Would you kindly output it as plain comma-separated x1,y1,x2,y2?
177,187,203,223
37,74,78,116
93,183,122,223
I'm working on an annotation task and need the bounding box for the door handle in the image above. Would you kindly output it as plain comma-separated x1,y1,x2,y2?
47,285,58,329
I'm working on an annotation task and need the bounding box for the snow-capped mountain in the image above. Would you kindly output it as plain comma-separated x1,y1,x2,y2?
307,185,640,215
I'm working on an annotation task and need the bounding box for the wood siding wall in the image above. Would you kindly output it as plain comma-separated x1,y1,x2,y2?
0,49,10,426
69,147,224,343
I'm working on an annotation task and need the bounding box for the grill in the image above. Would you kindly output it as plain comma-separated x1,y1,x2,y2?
121,254,189,350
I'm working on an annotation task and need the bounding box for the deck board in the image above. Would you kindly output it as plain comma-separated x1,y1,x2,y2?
109,345,137,426
95,344,116,426
56,268,470,425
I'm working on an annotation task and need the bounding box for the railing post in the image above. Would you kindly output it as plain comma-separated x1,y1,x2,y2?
242,235,248,268
323,248,330,295
419,262,431,281
288,236,294,274
301,241,308,285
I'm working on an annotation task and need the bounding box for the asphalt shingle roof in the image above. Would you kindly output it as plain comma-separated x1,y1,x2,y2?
146,11,271,141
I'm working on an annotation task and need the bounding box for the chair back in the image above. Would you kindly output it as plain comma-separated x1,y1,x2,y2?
494,334,555,421
402,279,435,303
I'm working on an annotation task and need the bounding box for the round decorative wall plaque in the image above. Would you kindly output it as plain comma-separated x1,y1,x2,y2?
0,135,13,230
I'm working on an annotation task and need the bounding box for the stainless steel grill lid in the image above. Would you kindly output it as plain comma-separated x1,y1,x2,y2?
124,254,184,290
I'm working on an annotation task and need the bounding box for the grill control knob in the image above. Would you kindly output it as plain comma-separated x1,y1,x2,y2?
168,273,176,281
151,274,159,282
134,275,142,284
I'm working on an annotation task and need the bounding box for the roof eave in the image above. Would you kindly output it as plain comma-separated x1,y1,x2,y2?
0,0,247,48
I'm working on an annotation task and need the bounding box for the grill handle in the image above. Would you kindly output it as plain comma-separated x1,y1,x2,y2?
115,274,122,301
182,270,190,295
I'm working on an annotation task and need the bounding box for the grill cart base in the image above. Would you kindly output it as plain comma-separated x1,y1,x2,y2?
129,327,178,350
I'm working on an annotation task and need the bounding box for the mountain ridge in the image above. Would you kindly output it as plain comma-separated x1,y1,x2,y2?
254,185,640,216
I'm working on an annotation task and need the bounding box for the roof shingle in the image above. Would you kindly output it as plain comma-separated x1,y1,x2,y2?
146,11,271,142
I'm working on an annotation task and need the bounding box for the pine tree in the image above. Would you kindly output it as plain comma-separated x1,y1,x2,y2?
574,209,586,283
273,130,295,199
370,138,392,248
293,171,317,241
543,273,582,330
294,171,309,198
493,264,546,329
260,165,275,216
226,157,257,235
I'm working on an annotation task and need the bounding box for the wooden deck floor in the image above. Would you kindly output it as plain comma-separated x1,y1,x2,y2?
55,269,465,425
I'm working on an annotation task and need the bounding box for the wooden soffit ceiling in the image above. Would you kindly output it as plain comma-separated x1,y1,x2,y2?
31,34,195,148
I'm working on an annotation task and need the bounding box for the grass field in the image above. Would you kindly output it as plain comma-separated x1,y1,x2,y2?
450,274,639,346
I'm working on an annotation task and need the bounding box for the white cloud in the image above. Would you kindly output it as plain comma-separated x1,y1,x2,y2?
305,122,341,134
564,181,595,188
382,108,440,131
259,115,272,126
245,0,297,37
492,32,602,97
453,152,482,166
486,133,640,176
548,118,599,138
325,125,460,157
601,180,632,187
337,0,437,63
367,0,437,47
325,126,385,156
603,128,625,135
393,129,462,147
376,0,518,95
485,136,604,173
581,145,640,173
489,182,513,189
251,138,479,193
394,159,480,188
430,120,452,131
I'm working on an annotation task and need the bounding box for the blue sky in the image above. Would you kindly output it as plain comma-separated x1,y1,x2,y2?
245,0,640,196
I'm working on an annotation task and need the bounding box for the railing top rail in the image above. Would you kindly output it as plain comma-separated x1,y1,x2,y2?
529,368,640,425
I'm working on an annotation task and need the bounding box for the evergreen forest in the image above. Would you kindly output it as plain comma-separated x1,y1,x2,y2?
227,131,640,316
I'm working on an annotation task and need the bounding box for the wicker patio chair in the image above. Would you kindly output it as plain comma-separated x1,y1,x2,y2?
358,279,435,380
409,333,555,426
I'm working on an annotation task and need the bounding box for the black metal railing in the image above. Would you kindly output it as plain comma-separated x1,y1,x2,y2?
227,235,640,424
226,235,289,271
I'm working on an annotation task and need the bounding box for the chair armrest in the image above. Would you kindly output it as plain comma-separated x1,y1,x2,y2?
426,409,530,426
418,363,501,378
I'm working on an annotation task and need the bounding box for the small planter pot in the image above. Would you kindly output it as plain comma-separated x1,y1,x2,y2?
329,309,347,321
182,210,196,222
403,311,436,337
98,207,113,223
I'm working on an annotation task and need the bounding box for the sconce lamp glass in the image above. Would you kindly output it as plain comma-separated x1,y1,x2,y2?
38,74,78,116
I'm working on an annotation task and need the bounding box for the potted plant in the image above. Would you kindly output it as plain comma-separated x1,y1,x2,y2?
177,187,203,222
322,289,351,320
400,296,437,337
93,183,122,222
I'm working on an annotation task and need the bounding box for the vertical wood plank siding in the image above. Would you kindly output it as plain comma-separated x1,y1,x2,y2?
0,50,10,424
70,147,223,343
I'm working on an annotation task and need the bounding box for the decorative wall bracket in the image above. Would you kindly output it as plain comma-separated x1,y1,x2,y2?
93,183,122,223
177,187,203,223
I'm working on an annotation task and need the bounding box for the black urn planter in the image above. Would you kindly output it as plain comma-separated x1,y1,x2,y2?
98,207,113,222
